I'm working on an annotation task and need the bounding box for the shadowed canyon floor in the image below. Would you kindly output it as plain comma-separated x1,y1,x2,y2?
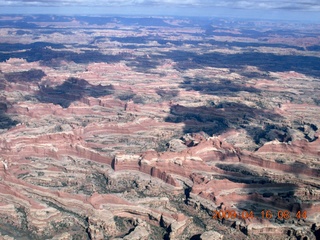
0,15,320,240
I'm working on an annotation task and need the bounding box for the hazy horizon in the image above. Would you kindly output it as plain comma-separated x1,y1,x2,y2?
0,0,320,22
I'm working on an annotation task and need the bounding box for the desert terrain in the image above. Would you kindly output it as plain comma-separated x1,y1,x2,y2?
0,15,319,240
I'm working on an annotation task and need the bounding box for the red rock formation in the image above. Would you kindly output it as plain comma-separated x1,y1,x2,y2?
0,15,319,240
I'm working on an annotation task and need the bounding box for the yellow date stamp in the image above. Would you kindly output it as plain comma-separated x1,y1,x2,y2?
213,209,307,220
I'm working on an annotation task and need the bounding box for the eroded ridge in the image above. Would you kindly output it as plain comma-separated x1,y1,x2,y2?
0,15,319,240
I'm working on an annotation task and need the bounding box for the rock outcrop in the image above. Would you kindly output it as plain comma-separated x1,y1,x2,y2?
0,15,319,239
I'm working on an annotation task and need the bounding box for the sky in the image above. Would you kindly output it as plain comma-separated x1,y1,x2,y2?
0,0,320,21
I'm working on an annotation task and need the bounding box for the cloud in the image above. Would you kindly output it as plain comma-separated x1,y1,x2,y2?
0,0,320,11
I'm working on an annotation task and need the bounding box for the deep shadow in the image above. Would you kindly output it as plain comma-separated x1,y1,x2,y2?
207,38,304,50
190,234,201,240
195,52,320,77
181,77,260,96
0,102,19,129
240,71,274,79
184,186,192,204
158,50,320,78
36,77,114,108
165,103,290,146
314,226,320,239
4,69,46,83
0,42,65,52
307,45,320,51
125,55,161,73
0,46,123,66
0,80,5,90
0,112,19,129
0,73,18,129
0,20,38,29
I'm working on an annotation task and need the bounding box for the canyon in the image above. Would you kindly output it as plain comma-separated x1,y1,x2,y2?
0,15,319,239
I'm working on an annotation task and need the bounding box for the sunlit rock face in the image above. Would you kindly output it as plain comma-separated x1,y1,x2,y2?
0,15,319,240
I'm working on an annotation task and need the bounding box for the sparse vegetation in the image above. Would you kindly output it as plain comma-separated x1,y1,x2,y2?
132,95,145,104
156,89,179,100
117,91,136,101
0,14,319,240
